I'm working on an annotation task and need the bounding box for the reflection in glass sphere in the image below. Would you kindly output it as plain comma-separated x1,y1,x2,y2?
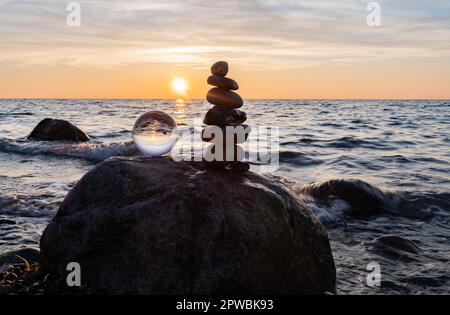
132,111,178,157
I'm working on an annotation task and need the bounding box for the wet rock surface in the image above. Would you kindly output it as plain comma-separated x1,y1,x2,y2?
28,118,90,142
40,156,336,295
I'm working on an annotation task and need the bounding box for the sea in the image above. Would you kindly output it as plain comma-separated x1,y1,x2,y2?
0,99,449,295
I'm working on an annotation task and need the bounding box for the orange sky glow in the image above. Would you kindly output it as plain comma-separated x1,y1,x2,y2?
1,1,450,100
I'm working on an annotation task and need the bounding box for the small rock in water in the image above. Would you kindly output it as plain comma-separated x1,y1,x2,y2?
207,75,239,90
204,106,247,126
207,88,243,108
28,118,90,142
211,61,229,76
369,235,420,255
367,235,421,262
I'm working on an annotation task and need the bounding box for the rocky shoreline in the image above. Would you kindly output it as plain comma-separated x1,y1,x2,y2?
1,157,337,295
0,248,43,295
2,117,432,296
0,248,95,295
1,116,337,294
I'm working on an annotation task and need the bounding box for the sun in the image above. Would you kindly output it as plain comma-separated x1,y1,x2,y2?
171,78,188,96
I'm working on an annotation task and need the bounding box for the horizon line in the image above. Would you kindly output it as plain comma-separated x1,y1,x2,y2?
1,98,449,101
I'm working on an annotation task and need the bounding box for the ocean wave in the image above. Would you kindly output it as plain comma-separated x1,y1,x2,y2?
280,137,315,145
93,129,132,139
293,179,449,226
0,112,34,117
0,193,58,218
0,138,137,163
281,136,396,150
278,151,323,166
321,136,395,150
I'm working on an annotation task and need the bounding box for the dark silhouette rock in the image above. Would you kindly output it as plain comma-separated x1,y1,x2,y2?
28,118,90,142
40,157,336,295
207,75,239,90
211,61,229,76
295,179,396,217
203,61,250,173
296,179,431,220
367,235,421,259
207,88,243,109
204,106,247,126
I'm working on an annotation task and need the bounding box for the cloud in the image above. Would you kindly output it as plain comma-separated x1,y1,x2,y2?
0,0,449,69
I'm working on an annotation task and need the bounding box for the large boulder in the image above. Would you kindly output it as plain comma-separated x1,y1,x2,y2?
28,118,90,142
40,157,336,294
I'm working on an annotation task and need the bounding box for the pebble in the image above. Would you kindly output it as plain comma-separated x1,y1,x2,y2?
207,88,243,109
207,75,239,90
211,61,229,76
204,106,247,126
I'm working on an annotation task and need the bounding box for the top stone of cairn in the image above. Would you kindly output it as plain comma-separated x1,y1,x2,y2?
211,61,229,77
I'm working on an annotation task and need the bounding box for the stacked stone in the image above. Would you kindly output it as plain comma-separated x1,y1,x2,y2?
202,61,251,172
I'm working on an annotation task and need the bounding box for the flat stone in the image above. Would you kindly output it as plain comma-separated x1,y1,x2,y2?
207,75,239,90
202,125,251,144
211,61,229,76
204,106,247,126
207,88,243,109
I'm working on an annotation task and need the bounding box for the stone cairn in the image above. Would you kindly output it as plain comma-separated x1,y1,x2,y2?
202,61,251,172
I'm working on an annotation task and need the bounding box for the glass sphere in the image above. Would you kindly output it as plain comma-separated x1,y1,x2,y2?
132,111,178,157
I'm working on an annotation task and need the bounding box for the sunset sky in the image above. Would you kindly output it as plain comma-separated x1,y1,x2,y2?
1,0,450,99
